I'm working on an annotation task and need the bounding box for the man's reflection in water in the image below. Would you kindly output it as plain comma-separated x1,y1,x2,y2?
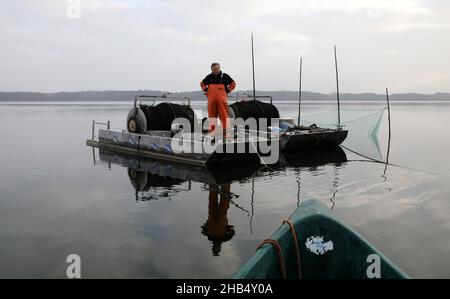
201,183,235,256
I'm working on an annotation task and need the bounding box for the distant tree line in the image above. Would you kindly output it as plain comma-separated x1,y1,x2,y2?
1,90,449,102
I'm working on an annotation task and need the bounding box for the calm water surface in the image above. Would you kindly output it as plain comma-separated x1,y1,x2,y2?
0,101,449,278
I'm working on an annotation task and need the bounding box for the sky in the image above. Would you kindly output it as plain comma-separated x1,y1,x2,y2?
1,0,450,93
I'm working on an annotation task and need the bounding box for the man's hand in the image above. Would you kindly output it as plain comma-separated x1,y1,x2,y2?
227,81,236,93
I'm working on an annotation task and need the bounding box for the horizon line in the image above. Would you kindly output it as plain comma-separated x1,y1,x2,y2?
1,90,450,96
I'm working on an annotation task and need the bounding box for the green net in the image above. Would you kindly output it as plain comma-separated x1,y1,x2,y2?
300,108,387,162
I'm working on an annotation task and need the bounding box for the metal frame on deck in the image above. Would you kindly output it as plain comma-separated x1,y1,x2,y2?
91,120,110,141
134,94,191,109
228,92,273,105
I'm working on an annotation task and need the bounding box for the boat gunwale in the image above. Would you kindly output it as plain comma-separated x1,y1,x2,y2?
232,199,410,279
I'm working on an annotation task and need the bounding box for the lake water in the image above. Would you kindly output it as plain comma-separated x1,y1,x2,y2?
0,101,449,278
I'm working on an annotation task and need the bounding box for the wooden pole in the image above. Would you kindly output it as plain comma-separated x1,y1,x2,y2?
334,45,341,125
385,87,392,163
383,87,392,181
298,57,303,126
251,33,256,101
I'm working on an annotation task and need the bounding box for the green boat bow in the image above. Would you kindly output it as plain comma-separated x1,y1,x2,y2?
233,199,409,279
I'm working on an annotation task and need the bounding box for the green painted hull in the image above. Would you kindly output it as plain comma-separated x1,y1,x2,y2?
233,200,409,279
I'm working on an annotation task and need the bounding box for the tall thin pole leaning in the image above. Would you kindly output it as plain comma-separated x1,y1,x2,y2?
383,87,392,182
251,33,256,101
298,57,303,126
385,88,392,164
334,45,341,125
385,88,392,144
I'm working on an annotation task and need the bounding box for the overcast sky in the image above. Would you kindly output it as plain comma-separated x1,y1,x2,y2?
1,0,450,93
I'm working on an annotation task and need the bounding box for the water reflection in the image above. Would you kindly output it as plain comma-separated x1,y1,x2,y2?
329,165,339,210
272,148,347,210
201,183,235,256
95,147,348,256
127,168,187,201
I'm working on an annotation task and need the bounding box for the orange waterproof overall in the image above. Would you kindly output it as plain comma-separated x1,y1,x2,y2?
207,184,231,238
201,73,236,135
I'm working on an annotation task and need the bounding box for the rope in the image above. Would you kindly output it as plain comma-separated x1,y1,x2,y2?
254,219,304,279
256,239,287,279
249,139,275,172
282,219,302,279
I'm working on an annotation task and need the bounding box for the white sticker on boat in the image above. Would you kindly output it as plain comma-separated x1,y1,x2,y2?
305,236,334,255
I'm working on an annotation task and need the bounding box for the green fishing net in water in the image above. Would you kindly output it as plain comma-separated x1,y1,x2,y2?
300,108,387,162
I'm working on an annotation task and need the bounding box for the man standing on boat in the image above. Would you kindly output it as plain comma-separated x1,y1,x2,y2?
200,63,236,137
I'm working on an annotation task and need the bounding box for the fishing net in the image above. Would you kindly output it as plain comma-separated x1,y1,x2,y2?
300,108,387,162
193,101,389,163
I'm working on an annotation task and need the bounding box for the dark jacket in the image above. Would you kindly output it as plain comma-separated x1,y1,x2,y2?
201,72,236,93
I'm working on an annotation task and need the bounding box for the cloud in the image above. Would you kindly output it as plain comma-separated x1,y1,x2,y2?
0,0,450,93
